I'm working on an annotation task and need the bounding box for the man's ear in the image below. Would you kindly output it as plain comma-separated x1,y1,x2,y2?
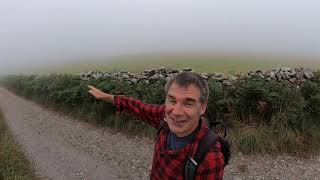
200,101,208,115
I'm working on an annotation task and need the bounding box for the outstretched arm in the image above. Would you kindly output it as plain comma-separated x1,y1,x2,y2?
88,85,165,128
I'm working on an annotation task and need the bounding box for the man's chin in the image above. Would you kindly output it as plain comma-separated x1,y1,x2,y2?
168,125,180,133
168,125,185,136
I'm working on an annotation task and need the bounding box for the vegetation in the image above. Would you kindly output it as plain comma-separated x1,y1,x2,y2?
0,109,38,180
1,70,320,156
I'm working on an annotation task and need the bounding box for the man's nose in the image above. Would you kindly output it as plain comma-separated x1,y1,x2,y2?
172,104,184,116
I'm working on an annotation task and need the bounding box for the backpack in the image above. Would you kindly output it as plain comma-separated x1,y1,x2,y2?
157,120,230,180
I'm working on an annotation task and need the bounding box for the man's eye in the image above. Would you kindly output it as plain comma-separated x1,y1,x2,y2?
185,102,194,106
167,99,175,103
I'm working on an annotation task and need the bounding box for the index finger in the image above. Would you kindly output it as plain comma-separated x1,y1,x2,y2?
88,85,98,90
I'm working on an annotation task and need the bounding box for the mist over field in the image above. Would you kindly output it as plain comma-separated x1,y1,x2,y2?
0,0,320,75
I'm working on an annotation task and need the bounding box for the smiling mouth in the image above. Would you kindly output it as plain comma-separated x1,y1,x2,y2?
171,118,187,124
174,119,186,123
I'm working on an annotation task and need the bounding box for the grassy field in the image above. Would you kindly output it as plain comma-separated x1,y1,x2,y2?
0,109,38,180
33,53,320,75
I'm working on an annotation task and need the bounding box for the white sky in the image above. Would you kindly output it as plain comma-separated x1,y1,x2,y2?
0,0,319,74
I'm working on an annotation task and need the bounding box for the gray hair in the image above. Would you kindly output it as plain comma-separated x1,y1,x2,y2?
164,71,209,104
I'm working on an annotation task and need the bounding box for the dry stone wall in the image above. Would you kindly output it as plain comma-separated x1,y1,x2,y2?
79,66,315,86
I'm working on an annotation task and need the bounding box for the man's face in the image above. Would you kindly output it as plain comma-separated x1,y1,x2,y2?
164,83,207,137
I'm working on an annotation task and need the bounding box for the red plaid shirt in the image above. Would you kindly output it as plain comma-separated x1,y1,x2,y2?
114,96,225,180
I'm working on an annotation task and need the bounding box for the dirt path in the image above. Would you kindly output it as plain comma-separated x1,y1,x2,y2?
0,87,319,180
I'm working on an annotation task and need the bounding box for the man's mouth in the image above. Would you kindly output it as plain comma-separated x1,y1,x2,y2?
171,118,187,126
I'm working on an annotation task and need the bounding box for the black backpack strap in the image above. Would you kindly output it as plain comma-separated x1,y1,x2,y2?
184,130,219,180
157,119,165,136
194,130,218,163
155,119,166,142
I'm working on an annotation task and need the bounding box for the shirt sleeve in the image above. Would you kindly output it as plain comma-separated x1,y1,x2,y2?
113,95,165,129
195,141,225,180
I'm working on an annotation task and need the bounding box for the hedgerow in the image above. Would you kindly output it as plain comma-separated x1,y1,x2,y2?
1,72,320,155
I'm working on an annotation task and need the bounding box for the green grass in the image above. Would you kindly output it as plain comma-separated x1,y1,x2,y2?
227,121,320,156
0,109,38,180
33,53,320,75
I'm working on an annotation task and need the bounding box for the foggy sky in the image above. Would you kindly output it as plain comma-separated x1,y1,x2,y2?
0,0,319,74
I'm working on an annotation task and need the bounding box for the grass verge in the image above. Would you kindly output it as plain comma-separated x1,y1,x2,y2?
228,121,320,157
0,109,38,180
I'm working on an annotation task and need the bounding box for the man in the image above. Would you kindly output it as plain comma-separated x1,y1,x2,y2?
88,72,225,179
